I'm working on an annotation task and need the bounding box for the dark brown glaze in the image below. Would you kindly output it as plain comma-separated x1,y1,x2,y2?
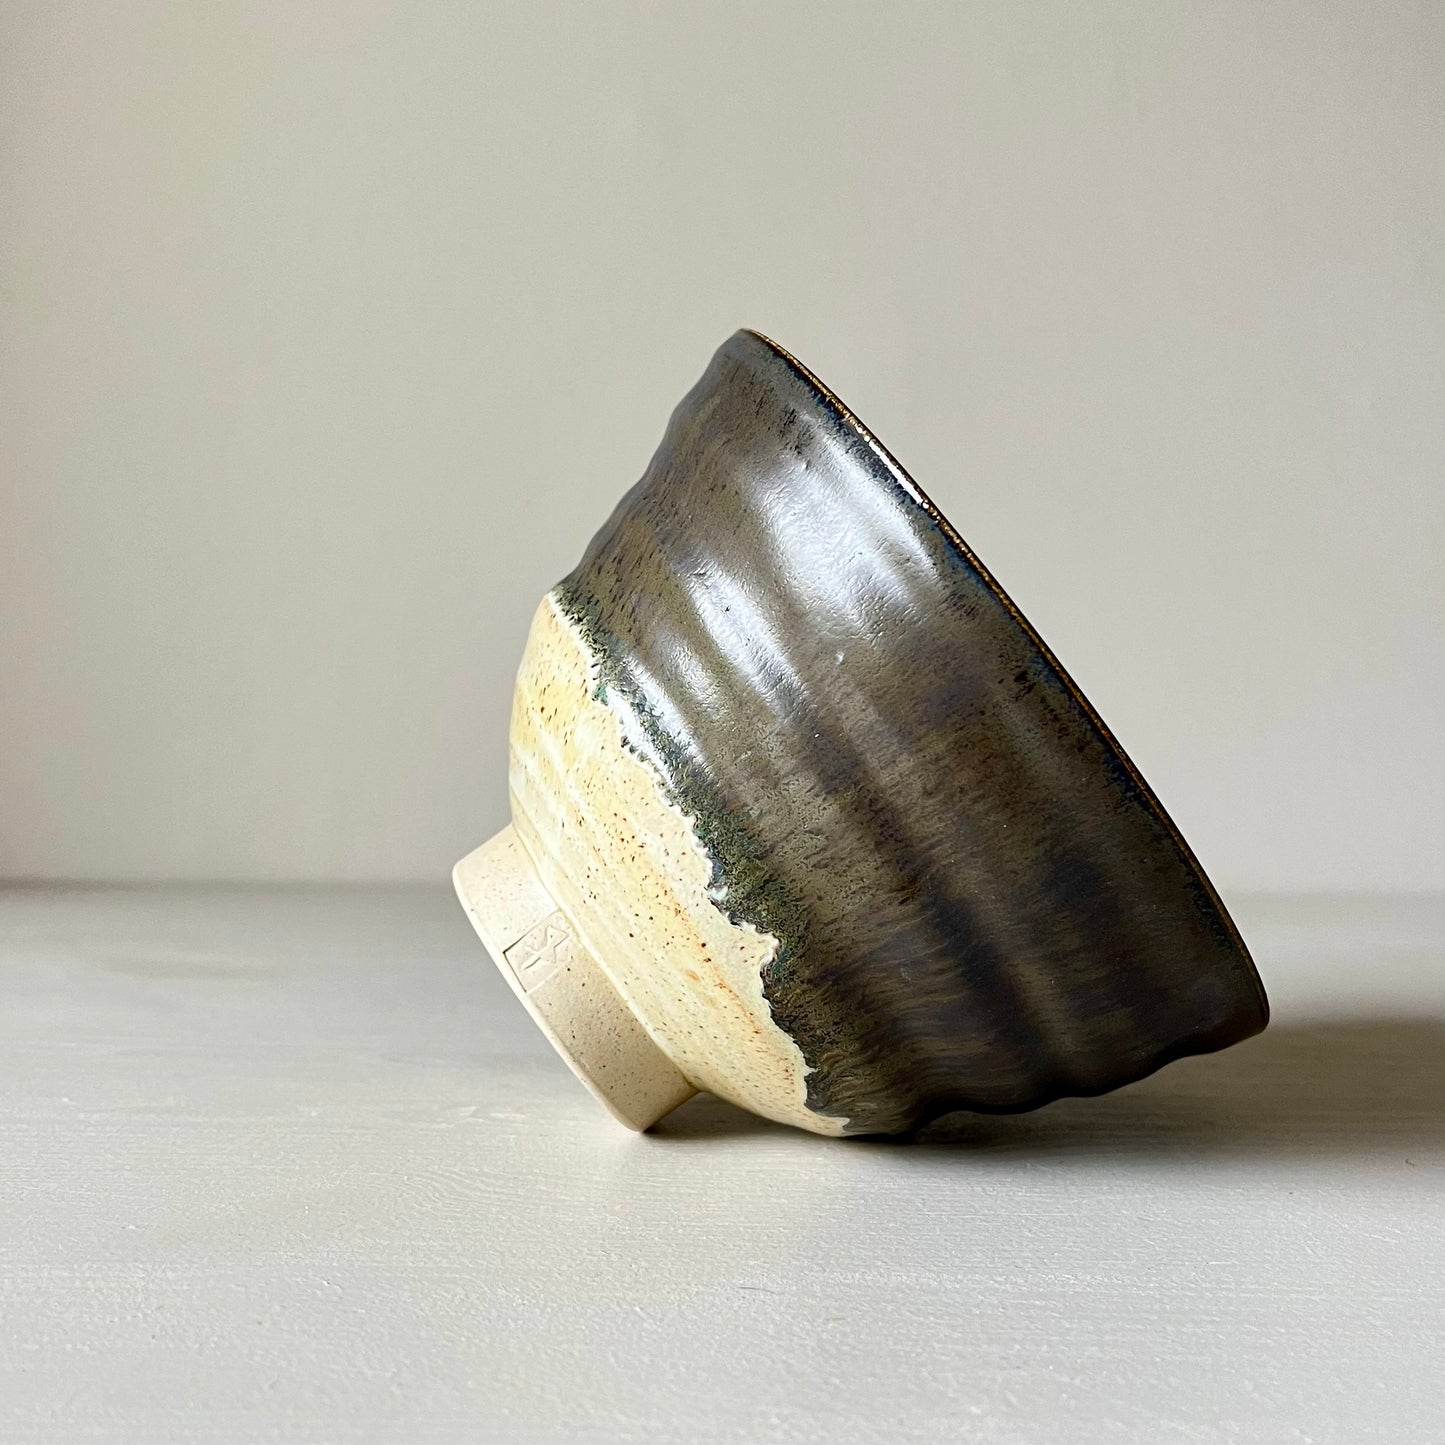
557,330,1267,1135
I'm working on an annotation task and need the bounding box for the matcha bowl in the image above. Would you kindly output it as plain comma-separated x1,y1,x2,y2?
454,330,1268,1137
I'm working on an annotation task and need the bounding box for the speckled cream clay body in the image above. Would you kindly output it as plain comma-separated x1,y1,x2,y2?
453,330,1268,1137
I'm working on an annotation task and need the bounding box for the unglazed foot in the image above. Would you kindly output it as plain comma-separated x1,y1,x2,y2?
453,826,695,1130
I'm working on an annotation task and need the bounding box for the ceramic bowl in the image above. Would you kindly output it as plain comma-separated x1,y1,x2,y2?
454,330,1268,1137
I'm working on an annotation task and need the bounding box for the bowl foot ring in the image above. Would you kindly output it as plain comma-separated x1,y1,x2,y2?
452,826,697,1130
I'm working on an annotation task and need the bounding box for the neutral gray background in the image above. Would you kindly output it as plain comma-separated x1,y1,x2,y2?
2,1,1441,890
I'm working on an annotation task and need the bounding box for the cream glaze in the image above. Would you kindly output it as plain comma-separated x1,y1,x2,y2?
507,590,846,1135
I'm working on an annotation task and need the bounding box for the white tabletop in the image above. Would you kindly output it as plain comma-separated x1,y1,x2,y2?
1,884,1440,1444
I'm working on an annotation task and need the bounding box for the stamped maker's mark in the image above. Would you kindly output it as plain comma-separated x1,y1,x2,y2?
503,911,575,992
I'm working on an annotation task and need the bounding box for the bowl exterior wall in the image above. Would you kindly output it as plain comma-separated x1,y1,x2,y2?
522,330,1267,1135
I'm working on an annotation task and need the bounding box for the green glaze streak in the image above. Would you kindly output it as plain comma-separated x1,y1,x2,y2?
553,583,816,1006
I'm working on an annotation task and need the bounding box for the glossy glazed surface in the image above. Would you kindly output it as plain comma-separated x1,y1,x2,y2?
548,330,1267,1135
